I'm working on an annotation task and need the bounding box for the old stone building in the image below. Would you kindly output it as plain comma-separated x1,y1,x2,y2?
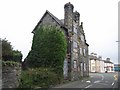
32,2,89,81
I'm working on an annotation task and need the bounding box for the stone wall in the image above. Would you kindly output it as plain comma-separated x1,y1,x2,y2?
2,63,21,88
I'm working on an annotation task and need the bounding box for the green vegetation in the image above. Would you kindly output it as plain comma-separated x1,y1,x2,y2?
1,26,67,88
19,68,62,88
19,26,67,88
2,38,13,60
2,60,21,67
26,26,67,75
1,38,23,62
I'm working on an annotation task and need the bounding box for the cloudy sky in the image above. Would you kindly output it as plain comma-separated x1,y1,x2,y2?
0,0,119,63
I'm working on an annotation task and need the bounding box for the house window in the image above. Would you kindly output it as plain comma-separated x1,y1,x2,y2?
106,68,109,71
73,52,78,60
73,24,77,34
92,66,95,71
81,34,84,42
63,58,68,78
83,49,86,56
73,41,77,48
84,63,86,71
80,48,83,55
73,41,78,52
74,27,77,34
111,68,113,71
73,60,77,68
81,63,83,71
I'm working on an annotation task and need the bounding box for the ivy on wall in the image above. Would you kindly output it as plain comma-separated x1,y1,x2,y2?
26,26,67,75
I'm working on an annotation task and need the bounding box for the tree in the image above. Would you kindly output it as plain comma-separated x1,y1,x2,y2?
1,38,23,62
2,38,13,61
12,50,23,62
26,26,67,75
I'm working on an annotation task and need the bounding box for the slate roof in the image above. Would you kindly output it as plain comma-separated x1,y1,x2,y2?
104,60,113,64
89,55,98,60
32,10,66,33
89,55,114,64
46,10,64,26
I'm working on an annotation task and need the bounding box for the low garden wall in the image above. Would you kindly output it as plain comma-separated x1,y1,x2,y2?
2,61,21,88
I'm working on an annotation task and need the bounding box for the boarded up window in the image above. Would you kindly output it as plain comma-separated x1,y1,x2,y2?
84,63,86,71
83,48,86,56
80,48,83,55
73,41,78,52
81,34,84,42
73,60,77,68
81,63,83,71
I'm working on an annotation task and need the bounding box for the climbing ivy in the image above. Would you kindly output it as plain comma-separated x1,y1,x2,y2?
26,26,67,75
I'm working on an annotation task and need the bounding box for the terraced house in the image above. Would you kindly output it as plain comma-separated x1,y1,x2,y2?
32,2,89,81
89,53,114,73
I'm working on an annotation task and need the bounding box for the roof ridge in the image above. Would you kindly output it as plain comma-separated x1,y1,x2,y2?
32,10,65,33
46,10,64,26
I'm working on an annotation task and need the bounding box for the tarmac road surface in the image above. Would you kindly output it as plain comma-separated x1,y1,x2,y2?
54,72,119,89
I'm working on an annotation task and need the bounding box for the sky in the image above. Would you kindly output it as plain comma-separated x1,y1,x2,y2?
0,0,119,64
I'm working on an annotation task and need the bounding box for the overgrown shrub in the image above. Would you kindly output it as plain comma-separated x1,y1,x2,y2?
2,38,23,62
2,61,21,67
19,68,62,88
26,26,67,75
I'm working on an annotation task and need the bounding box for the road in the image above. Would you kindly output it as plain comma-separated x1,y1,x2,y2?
54,72,119,89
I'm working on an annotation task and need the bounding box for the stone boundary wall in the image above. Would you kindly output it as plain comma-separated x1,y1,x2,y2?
2,63,21,88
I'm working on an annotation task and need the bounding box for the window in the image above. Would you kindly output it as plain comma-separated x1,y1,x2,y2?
84,63,86,71
73,60,77,68
80,48,83,55
81,63,83,71
63,59,68,77
83,49,86,56
73,41,77,48
111,68,113,71
106,68,109,71
73,27,77,34
73,52,78,59
92,66,95,71
81,35,84,42
73,41,78,52
73,24,77,34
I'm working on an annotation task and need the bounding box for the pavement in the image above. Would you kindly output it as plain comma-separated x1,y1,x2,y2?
54,72,119,89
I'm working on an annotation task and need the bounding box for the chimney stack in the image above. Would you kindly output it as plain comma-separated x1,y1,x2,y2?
64,2,74,32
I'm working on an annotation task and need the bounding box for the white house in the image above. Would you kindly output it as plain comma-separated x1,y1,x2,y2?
104,58,114,73
89,53,114,73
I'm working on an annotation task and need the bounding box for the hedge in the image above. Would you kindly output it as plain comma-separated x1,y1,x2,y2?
19,68,62,88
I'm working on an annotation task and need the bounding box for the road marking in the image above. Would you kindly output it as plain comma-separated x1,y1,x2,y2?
86,81,91,83
114,74,118,80
94,80,100,83
85,85,92,88
112,82,114,86
101,75,104,80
